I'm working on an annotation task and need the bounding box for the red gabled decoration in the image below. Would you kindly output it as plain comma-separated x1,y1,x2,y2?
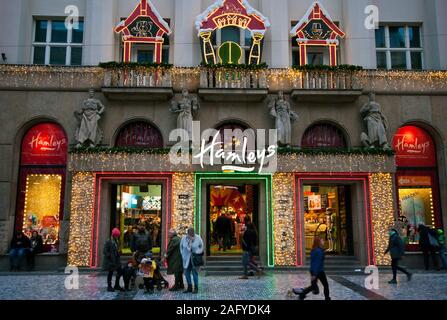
115,0,172,63
290,1,345,66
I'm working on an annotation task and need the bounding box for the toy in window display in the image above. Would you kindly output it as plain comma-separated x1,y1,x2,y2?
325,208,336,253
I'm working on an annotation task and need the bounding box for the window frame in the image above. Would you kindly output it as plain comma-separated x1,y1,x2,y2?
215,28,252,64
31,18,84,66
375,24,424,70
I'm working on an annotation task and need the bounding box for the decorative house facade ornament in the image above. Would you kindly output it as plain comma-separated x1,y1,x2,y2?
290,1,345,66
170,89,200,142
195,0,270,65
269,91,298,146
74,89,105,148
360,93,392,151
114,0,172,63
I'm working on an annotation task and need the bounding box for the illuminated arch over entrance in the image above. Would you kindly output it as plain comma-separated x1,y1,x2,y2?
290,1,345,66
114,0,172,63
195,0,270,65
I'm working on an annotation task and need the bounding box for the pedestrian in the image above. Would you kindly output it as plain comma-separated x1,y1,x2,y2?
9,231,31,271
436,229,447,270
103,228,124,292
239,221,261,279
297,236,331,301
418,224,439,270
27,230,43,271
384,228,412,284
130,223,152,254
165,228,184,291
215,213,230,251
180,227,204,294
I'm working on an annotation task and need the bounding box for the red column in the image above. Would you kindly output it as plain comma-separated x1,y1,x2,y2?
299,43,307,66
123,41,132,63
329,44,337,66
154,42,163,63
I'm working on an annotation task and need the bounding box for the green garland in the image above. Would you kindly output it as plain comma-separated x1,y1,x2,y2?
292,64,363,72
98,61,173,69
70,146,394,156
200,62,269,71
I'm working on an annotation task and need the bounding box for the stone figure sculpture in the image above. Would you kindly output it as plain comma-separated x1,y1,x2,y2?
360,92,391,151
74,89,105,147
170,89,200,141
269,91,298,146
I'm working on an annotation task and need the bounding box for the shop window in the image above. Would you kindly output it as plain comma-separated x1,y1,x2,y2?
393,125,442,249
115,121,163,148
32,19,84,65
375,25,424,70
16,123,68,253
301,123,347,149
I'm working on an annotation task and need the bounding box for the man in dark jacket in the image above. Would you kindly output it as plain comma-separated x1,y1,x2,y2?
130,224,152,254
27,230,44,270
215,213,231,251
385,229,412,284
9,231,31,271
165,229,184,291
240,222,259,279
103,228,124,292
418,224,439,270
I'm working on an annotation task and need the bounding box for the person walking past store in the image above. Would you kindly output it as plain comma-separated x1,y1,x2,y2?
131,223,153,255
215,212,231,252
9,231,31,271
418,224,440,271
165,229,184,291
296,237,331,301
436,229,447,270
240,221,261,280
384,229,412,284
103,228,124,292
26,230,43,271
180,227,204,294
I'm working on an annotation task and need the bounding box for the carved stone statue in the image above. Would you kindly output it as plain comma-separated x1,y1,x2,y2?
360,92,391,151
269,91,298,146
74,89,105,147
170,89,200,141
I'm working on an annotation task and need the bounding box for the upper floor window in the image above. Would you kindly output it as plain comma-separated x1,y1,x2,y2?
32,19,84,66
211,27,253,64
375,25,423,70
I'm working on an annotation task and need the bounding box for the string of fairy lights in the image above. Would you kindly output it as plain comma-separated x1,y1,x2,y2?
67,172,95,267
172,173,195,237
1,65,446,93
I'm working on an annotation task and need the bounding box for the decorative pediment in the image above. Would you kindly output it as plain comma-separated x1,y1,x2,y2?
196,0,270,36
290,1,344,45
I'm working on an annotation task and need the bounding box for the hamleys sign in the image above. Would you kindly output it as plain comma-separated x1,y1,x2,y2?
393,125,436,167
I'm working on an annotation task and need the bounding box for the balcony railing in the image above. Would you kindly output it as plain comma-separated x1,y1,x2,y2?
290,70,360,90
103,68,172,88
199,68,268,89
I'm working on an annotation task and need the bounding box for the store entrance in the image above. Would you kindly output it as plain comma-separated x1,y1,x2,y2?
207,184,259,256
111,184,163,256
304,185,353,256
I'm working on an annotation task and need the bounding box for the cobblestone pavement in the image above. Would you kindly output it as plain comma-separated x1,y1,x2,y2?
0,271,446,300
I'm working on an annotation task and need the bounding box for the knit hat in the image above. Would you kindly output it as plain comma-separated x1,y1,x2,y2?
111,228,121,238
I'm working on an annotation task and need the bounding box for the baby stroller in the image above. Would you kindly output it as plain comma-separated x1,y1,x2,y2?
134,251,169,291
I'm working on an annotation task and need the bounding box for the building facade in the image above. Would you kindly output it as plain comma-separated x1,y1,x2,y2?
0,0,446,270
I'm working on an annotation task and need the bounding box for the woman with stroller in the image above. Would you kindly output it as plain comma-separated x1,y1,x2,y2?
180,227,204,294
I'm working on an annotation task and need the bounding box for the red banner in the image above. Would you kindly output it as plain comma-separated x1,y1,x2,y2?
21,123,68,166
393,126,436,167
301,124,346,148
115,122,163,148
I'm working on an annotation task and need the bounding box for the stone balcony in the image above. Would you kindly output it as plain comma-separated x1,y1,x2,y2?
0,65,446,99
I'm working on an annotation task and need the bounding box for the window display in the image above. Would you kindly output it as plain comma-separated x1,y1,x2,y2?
304,185,352,255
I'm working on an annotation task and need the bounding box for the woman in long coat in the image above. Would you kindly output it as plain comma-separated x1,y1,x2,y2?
165,229,184,291
103,228,124,292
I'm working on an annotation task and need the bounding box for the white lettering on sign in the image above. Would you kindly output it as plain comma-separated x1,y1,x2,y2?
395,135,430,155
28,132,66,152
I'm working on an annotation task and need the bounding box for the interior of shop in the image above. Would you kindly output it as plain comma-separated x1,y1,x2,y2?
207,184,259,255
303,185,353,255
111,184,162,256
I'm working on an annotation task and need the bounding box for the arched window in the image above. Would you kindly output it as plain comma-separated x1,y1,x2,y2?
16,122,68,253
393,125,442,251
115,121,163,148
301,123,347,149
215,122,255,152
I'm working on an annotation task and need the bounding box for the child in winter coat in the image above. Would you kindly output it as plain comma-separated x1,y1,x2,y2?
122,259,137,291
139,254,157,294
